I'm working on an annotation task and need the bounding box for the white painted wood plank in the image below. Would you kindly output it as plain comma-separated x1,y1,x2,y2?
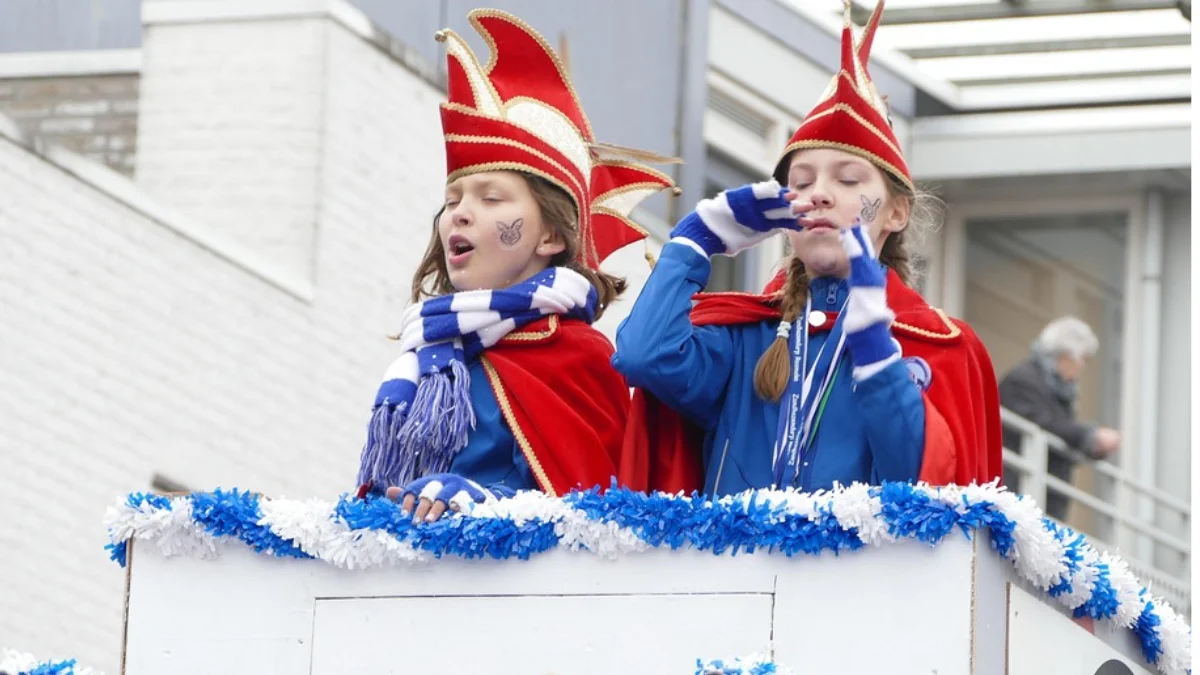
1008,585,1155,675
298,548,780,599
123,535,1163,674
772,536,976,675
974,533,1020,675
123,546,317,675
310,594,773,674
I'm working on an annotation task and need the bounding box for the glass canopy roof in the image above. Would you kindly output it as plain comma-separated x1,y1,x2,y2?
781,0,1192,111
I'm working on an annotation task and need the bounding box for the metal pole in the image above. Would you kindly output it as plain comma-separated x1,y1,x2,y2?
1021,431,1049,515
1134,190,1165,563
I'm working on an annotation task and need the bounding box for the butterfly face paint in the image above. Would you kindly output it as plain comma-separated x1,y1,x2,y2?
859,195,881,224
497,218,524,248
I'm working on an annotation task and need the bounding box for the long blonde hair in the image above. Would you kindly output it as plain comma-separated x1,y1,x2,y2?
752,171,939,402
410,172,628,320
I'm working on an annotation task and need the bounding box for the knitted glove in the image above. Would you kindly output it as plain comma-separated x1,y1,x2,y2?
400,473,511,515
840,223,901,381
670,180,799,257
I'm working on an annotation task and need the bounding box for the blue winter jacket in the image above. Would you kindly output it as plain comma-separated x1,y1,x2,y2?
612,242,925,497
446,359,536,496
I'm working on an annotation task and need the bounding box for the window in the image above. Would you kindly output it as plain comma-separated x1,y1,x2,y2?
965,213,1126,429
965,212,1127,538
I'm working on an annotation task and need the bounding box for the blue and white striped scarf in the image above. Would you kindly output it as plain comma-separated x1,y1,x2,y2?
356,267,599,490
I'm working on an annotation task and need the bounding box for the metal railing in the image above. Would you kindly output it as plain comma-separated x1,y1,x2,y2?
1000,407,1191,614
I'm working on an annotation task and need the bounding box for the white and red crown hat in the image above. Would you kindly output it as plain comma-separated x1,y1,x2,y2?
436,9,678,269
773,0,913,191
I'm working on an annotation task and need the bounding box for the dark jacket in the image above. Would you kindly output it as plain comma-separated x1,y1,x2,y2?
998,356,1097,456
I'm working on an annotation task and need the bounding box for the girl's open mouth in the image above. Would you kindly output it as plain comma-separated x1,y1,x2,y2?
447,234,475,266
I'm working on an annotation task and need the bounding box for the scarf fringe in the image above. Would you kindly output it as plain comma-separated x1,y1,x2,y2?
356,401,409,489
399,359,476,478
357,361,477,490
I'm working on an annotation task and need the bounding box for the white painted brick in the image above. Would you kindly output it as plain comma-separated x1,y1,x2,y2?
136,18,328,287
54,100,111,116
39,116,95,133
110,99,140,115
0,20,444,675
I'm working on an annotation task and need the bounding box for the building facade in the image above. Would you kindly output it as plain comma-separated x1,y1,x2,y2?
0,1,1190,671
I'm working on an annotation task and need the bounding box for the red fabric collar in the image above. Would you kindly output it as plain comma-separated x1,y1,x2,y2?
689,269,961,343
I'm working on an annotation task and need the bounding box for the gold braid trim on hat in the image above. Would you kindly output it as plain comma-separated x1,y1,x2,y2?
444,133,587,195
793,100,905,166
501,95,594,176
434,29,503,116
592,181,678,211
446,161,584,228
592,206,651,239
469,9,596,142
777,139,913,192
801,71,902,154
591,157,678,187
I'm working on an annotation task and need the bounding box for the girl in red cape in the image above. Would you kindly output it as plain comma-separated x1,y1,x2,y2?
613,0,1002,497
354,9,676,520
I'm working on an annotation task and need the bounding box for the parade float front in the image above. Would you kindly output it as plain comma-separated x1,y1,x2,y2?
104,483,1189,675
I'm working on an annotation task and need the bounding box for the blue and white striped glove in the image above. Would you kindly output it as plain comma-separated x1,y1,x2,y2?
840,223,900,381
670,180,800,257
396,473,513,519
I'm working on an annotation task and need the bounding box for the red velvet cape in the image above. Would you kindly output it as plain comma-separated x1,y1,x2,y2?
482,315,630,497
619,270,1003,493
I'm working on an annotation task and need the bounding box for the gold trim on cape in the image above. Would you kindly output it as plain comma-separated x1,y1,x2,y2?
479,355,557,496
499,314,560,342
894,308,962,341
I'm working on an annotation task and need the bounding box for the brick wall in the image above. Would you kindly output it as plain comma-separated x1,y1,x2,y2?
136,18,327,285
0,16,443,673
0,74,138,176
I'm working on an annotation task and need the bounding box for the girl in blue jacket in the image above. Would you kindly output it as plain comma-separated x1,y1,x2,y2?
612,0,1001,497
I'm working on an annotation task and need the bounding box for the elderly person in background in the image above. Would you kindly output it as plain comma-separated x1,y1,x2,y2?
999,317,1120,521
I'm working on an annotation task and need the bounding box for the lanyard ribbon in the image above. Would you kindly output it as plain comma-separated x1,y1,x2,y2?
772,295,848,488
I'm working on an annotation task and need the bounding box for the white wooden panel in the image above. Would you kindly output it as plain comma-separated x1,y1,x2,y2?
310,594,773,675
1008,585,1155,675
123,532,1161,674
772,536,977,675
297,549,780,599
123,547,318,675
973,532,1021,675
122,544,779,674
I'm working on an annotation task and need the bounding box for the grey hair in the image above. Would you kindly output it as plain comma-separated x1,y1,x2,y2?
1034,317,1099,361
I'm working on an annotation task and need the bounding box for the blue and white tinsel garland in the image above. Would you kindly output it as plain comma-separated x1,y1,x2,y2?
696,655,791,675
104,482,1191,675
0,649,100,675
